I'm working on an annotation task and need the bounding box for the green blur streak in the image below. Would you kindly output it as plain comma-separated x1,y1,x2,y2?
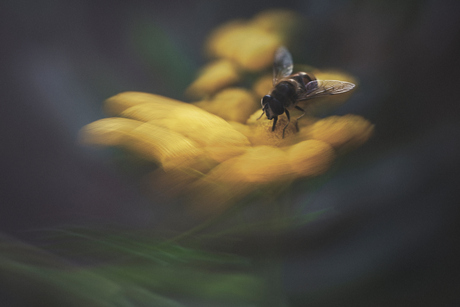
48,228,251,266
199,209,328,240
0,233,262,306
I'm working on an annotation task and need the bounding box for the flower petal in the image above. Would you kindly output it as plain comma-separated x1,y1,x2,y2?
194,88,258,124
305,115,374,152
288,140,335,177
102,92,251,164
206,21,281,71
79,117,143,146
80,118,203,169
253,74,273,97
185,60,241,98
209,146,294,183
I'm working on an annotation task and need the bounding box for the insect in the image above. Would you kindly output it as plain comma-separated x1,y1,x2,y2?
259,46,356,137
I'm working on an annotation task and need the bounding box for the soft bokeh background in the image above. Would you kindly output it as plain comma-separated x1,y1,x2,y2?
1,0,460,306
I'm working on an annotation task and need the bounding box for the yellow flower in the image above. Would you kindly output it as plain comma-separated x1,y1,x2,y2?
80,10,373,214
81,92,250,171
80,93,371,214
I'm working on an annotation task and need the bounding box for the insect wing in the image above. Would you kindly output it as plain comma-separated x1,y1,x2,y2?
298,80,355,101
273,46,293,85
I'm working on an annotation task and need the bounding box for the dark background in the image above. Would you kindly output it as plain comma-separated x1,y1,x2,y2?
1,0,460,306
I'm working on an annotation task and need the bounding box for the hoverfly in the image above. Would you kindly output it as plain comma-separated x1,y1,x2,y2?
259,46,356,137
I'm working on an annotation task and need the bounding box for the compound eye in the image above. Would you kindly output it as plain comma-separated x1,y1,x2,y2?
261,95,270,107
268,97,285,115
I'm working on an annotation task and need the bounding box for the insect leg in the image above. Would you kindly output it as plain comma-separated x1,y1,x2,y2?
294,106,305,132
272,116,278,131
282,109,291,138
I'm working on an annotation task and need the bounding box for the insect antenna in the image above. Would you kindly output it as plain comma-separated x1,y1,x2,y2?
257,109,265,120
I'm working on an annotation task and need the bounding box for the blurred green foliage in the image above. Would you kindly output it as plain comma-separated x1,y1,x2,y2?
0,203,326,306
130,18,196,95
0,232,262,307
